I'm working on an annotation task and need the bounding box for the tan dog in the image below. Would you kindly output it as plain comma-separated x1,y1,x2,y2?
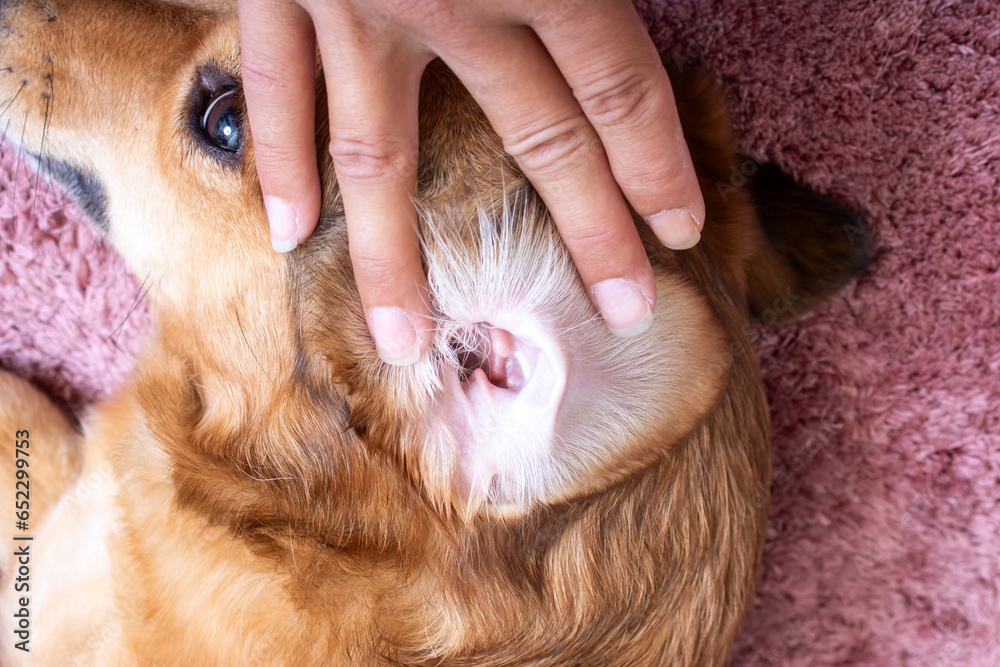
0,1,870,664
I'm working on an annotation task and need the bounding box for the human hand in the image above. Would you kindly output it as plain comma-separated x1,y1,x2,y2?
238,0,705,365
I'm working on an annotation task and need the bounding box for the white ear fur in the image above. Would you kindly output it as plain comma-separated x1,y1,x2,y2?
408,187,730,518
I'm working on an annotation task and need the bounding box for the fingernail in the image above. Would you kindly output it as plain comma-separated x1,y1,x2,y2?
265,196,298,253
591,279,654,338
369,307,421,365
646,209,702,250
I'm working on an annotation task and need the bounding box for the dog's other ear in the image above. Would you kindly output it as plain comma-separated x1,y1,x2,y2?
744,163,873,324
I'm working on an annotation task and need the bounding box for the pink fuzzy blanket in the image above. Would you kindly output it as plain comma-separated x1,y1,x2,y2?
2,0,998,663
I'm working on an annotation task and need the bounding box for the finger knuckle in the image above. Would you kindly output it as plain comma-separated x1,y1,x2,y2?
578,67,662,128
350,249,408,293
391,0,456,31
240,55,293,97
625,141,695,201
561,221,628,256
534,0,597,30
250,135,305,169
504,121,599,177
329,135,416,183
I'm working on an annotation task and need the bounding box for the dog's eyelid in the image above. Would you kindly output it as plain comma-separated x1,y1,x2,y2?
189,73,244,160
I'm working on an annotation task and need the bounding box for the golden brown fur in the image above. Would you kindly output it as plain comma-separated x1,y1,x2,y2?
0,1,869,664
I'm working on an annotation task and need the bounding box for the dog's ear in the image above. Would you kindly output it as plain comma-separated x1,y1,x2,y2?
744,163,873,323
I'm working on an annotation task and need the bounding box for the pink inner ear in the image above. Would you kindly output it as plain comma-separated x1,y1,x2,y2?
486,326,533,391
431,315,570,511
486,326,517,389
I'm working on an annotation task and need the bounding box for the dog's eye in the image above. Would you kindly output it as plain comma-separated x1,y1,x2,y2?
200,89,240,152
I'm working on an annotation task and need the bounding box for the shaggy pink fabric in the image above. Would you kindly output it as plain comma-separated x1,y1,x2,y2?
0,145,149,418
1,0,998,663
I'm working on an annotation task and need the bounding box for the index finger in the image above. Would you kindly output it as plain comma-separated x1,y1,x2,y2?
438,27,658,337
532,0,705,250
238,0,322,251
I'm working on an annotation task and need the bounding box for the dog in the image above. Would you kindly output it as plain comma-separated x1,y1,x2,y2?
0,0,871,664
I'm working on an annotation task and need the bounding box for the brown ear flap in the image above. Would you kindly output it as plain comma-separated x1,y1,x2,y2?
744,163,873,323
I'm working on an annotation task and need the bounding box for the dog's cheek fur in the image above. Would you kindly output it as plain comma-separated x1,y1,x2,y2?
115,346,428,663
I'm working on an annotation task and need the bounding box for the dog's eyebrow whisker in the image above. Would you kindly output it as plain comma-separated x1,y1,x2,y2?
11,114,28,224
31,68,53,221
105,271,153,349
235,306,278,389
0,117,9,165
38,151,58,204
0,81,25,117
